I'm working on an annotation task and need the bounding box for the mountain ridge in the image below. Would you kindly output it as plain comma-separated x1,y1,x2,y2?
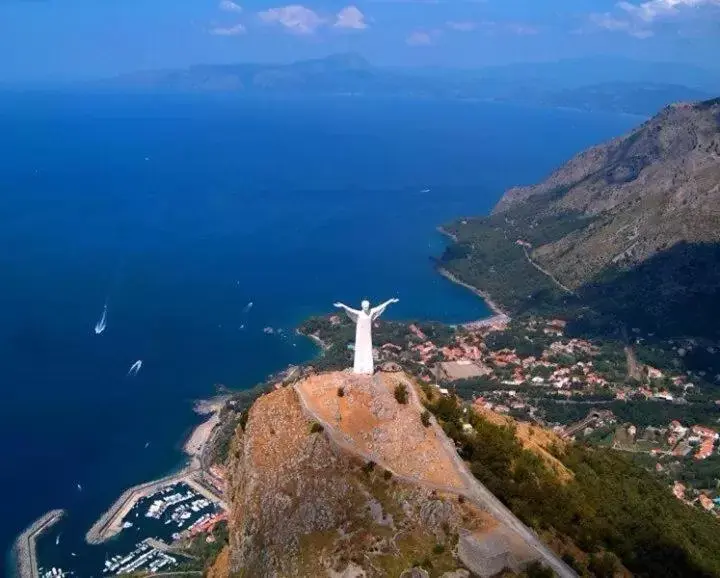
440,96,720,338
88,54,718,116
493,98,720,287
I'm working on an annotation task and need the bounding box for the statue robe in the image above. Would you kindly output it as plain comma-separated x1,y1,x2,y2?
353,309,374,374
341,302,393,375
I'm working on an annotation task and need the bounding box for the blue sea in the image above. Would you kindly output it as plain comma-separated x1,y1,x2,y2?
0,92,638,577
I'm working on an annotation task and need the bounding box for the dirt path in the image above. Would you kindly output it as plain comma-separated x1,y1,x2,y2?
521,247,575,295
624,345,643,381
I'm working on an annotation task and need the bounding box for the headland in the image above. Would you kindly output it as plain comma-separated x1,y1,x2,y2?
437,266,509,319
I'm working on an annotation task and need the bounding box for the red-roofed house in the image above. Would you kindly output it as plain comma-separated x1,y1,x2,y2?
699,494,715,511
409,324,427,341
673,482,686,500
695,438,715,460
692,425,719,440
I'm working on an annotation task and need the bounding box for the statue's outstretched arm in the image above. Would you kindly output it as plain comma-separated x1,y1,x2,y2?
370,298,399,321
334,302,360,322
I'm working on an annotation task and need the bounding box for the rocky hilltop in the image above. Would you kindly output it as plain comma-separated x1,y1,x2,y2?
441,97,720,337
213,371,575,578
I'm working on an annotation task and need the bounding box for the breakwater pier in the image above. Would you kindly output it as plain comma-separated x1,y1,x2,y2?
13,509,65,578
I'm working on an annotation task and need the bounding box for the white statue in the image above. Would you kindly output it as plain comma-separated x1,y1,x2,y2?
334,298,399,374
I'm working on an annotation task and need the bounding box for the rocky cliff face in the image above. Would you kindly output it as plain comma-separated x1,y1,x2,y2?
494,99,720,289
223,384,479,577
217,373,546,578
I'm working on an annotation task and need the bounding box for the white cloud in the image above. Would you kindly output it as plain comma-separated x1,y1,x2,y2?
258,5,326,34
335,5,368,29
587,0,719,38
446,20,477,31
210,23,246,35
619,0,720,22
219,0,243,14
406,30,439,45
589,12,654,37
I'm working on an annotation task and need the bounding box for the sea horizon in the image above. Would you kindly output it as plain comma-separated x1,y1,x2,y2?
0,93,639,578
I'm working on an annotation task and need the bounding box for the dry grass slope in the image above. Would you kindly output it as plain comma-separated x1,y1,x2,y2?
295,372,467,490
224,382,498,578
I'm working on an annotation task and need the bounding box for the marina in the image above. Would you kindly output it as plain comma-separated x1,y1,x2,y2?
101,539,177,575
32,479,226,578
39,567,71,578
15,404,228,578
84,468,227,546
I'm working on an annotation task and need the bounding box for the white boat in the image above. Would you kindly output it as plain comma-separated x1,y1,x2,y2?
127,360,143,376
55,534,60,546
243,301,253,313
94,304,108,335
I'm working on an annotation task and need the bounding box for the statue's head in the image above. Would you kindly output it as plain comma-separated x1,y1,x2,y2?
361,300,370,312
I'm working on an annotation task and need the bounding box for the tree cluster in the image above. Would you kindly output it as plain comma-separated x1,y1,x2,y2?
426,395,720,577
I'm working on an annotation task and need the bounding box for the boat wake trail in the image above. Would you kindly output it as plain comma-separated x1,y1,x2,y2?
127,360,143,377
94,303,108,335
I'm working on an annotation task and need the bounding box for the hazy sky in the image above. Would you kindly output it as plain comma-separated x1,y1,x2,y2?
1,0,720,81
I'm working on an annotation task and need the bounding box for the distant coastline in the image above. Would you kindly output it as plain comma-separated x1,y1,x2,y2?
302,331,329,352
435,224,511,319
437,266,509,319
436,225,458,243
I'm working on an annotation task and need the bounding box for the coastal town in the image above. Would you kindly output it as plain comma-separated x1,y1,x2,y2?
301,311,720,517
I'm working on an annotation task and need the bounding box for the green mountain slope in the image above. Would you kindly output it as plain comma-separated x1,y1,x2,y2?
440,98,720,338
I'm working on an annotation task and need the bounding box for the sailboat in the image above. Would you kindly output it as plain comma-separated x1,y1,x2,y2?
94,304,108,335
127,360,143,377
